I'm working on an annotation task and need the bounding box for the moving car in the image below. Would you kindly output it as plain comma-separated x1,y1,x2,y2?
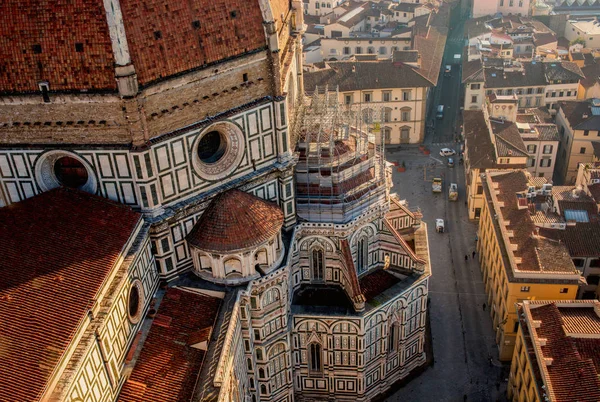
449,183,458,201
432,177,442,193
439,148,456,157
447,157,454,167
436,105,444,119
436,218,445,233
444,65,451,76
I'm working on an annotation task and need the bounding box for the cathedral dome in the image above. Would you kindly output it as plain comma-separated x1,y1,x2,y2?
187,189,284,253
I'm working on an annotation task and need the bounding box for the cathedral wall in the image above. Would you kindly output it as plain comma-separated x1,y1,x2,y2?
140,53,275,141
239,269,295,401
0,96,291,208
290,280,429,401
51,233,158,401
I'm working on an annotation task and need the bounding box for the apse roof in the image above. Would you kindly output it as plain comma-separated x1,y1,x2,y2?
186,189,284,253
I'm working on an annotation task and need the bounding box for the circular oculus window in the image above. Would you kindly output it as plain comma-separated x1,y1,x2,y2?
127,280,144,324
54,156,89,188
192,122,245,181
34,150,97,193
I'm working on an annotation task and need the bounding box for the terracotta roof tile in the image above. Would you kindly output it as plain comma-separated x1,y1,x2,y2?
340,239,364,303
539,223,600,258
186,189,284,253
118,287,221,402
528,303,600,402
359,269,400,301
490,171,577,273
0,0,116,93
304,60,434,93
463,110,497,170
119,0,267,86
0,188,141,402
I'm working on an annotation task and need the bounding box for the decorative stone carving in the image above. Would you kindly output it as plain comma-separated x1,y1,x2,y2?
191,121,245,182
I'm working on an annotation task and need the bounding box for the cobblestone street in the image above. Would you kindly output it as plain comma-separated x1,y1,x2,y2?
385,145,508,402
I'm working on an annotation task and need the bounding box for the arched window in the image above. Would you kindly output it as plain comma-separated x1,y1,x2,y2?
224,258,242,277
383,107,392,123
383,127,392,144
256,348,263,360
309,343,322,372
388,322,399,352
247,358,253,370
357,237,368,273
269,343,288,392
259,368,265,379
311,248,324,280
250,377,255,389
401,107,411,122
260,384,267,395
263,288,281,307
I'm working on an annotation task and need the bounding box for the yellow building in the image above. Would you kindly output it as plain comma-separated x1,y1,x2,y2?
478,170,583,361
508,300,600,402
463,95,527,220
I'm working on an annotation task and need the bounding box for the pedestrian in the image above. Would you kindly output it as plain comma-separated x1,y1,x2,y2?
482,303,486,311
472,251,476,259
465,254,468,261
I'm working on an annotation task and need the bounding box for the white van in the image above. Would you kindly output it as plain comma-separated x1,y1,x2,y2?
436,105,444,119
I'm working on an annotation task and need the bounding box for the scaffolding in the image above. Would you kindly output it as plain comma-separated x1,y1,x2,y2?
292,86,390,224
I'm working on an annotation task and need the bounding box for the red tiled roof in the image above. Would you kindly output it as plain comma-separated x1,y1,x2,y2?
0,188,141,402
529,303,600,402
589,183,600,204
118,287,221,402
383,218,427,265
186,189,284,253
540,223,600,258
119,0,267,86
490,171,576,273
359,269,400,301
340,239,364,303
0,0,116,93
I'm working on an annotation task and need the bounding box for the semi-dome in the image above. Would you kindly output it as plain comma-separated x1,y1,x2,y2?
187,189,284,253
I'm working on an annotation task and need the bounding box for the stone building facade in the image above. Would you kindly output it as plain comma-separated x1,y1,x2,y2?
0,0,432,401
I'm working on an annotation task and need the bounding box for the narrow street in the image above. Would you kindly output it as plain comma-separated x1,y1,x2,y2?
385,145,507,402
425,1,470,145
386,2,509,401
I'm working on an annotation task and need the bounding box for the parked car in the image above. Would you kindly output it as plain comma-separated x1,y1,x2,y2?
432,177,442,193
436,105,444,119
444,65,451,76
439,148,456,157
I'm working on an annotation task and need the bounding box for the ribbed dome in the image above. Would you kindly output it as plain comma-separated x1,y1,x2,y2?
186,189,284,253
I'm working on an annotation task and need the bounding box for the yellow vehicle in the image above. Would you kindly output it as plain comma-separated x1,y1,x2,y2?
432,177,442,193
449,183,458,201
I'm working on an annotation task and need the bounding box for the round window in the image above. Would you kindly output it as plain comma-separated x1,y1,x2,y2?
192,122,245,182
53,156,89,188
34,151,97,194
127,281,144,324
197,130,226,164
